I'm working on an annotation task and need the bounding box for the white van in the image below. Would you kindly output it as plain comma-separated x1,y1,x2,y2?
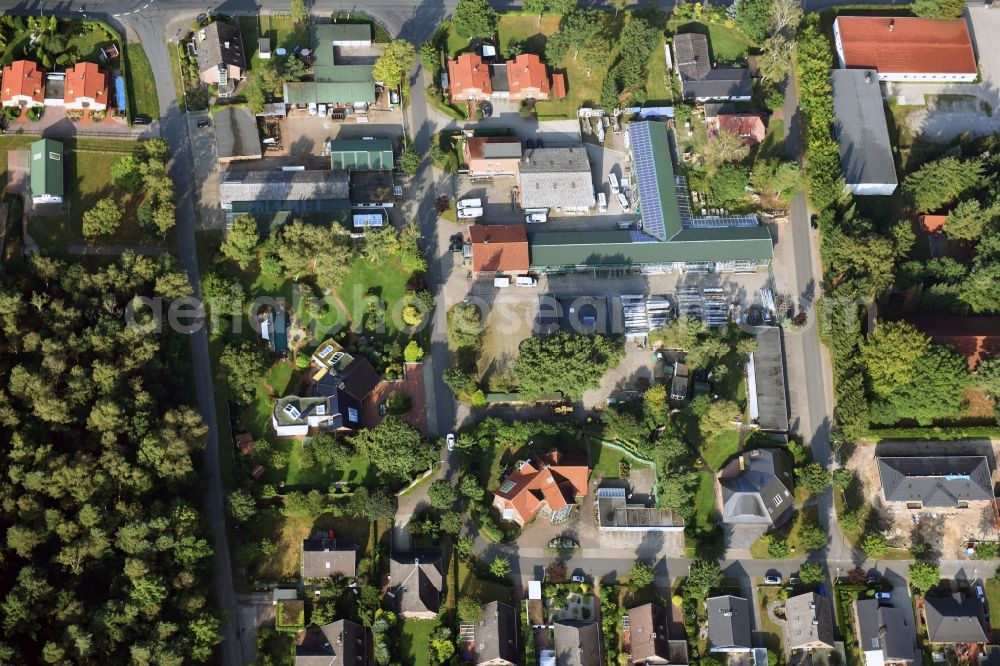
617,192,630,211
525,212,547,223
458,198,483,210
597,192,607,213
608,172,620,195
515,275,538,287
457,207,484,219
494,276,511,288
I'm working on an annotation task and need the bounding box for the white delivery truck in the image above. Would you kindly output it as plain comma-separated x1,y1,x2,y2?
515,275,538,287
457,198,483,210
494,276,511,288
617,192,630,211
608,172,620,195
457,207,484,219
597,192,607,213
525,212,547,223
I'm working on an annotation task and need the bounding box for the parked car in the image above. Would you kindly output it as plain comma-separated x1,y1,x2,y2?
608,172,620,195
132,115,152,126
449,240,463,253
571,574,586,583
867,572,880,586
457,207,483,219
318,104,328,116
598,192,607,213
308,103,318,116
390,90,400,105
457,198,483,210
515,275,537,287
525,212,547,224
875,592,891,600
764,574,782,585
976,586,986,602
196,119,210,128
617,192,630,211
446,433,456,451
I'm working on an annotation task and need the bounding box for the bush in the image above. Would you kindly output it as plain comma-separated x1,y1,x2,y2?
386,393,412,415
403,340,424,362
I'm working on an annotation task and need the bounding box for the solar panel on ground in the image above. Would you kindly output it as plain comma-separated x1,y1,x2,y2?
114,76,126,111
630,123,667,241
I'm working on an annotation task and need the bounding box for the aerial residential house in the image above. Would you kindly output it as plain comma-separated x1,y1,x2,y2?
784,593,835,651
493,450,589,526
309,338,382,431
919,215,948,235
29,138,64,205
831,69,898,196
673,33,752,102
350,171,396,209
876,456,994,508
746,327,789,432
472,601,520,666
63,62,109,111
719,448,795,527
553,621,601,666
707,596,754,653
300,538,358,580
388,553,443,619
470,224,530,277
833,16,976,82
527,122,773,275
465,136,523,178
519,146,595,213
284,24,376,109
218,169,350,214
627,603,689,666
1,60,45,109
855,599,917,666
272,395,337,437
905,315,1000,369
447,52,558,102
595,487,684,532
295,619,367,666
506,54,552,100
922,593,989,645
715,113,766,145
214,105,263,162
447,53,493,101
196,21,245,90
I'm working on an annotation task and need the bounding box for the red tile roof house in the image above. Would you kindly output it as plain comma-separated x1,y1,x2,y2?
492,450,590,526
63,62,109,111
447,53,559,102
715,113,766,145
447,53,493,101
469,224,530,276
1,60,45,109
833,16,977,82
506,53,551,100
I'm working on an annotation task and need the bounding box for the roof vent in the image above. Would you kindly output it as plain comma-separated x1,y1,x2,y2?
889,19,894,31
865,73,872,84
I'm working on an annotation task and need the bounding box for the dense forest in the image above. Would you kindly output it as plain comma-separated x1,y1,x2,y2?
0,253,221,663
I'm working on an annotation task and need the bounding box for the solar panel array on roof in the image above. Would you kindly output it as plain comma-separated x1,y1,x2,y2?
630,123,667,241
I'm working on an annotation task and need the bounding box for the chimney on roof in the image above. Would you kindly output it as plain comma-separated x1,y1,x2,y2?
225,40,231,49
865,72,872,84
889,19,894,31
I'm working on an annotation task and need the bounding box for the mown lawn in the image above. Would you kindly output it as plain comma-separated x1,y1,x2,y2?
498,14,561,57
458,559,515,604
400,620,437,666
239,16,261,70
245,510,371,581
125,43,160,119
646,37,673,103
336,256,412,335
987,579,1000,643
749,504,817,559
266,15,308,52
588,439,653,480
701,429,740,472
668,20,754,64
693,471,717,528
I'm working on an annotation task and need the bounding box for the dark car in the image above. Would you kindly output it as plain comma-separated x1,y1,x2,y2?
132,115,152,126
449,241,463,253
450,233,464,244
197,119,211,128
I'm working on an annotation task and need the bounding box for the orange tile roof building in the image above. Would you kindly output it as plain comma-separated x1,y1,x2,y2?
920,214,948,234
833,16,977,82
469,224,530,275
447,53,493,101
507,54,551,99
1,60,45,109
63,62,109,111
716,113,766,145
492,450,589,526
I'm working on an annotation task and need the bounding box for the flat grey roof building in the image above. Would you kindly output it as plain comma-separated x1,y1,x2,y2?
219,169,350,212
923,593,989,644
554,622,601,666
707,595,753,653
855,599,917,665
720,448,794,526
595,487,684,531
784,593,835,651
519,146,595,211
214,106,262,162
831,69,898,196
748,327,789,432
877,456,993,507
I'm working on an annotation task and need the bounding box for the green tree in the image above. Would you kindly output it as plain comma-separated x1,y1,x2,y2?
545,9,601,63
944,199,988,241
798,463,831,494
767,537,790,558
400,143,421,175
440,511,463,535
752,159,803,200
903,156,983,213
274,219,354,286
220,215,260,269
548,0,578,12
870,344,971,426
912,0,966,19
351,417,436,481
226,489,256,523
908,561,940,594
219,341,268,406
449,302,483,348
799,561,825,585
452,0,499,38
650,315,706,351
629,561,656,590
861,532,890,558
704,129,751,171
460,474,485,501
403,340,424,362
708,165,750,205
686,558,723,597
290,0,309,22
458,597,483,622
832,468,853,489
732,0,772,42
515,331,624,400
111,154,142,191
490,555,512,579
859,321,931,398
427,480,458,510
373,40,417,94
659,469,700,522
524,0,546,17
799,524,828,552
82,197,123,237
580,34,609,77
